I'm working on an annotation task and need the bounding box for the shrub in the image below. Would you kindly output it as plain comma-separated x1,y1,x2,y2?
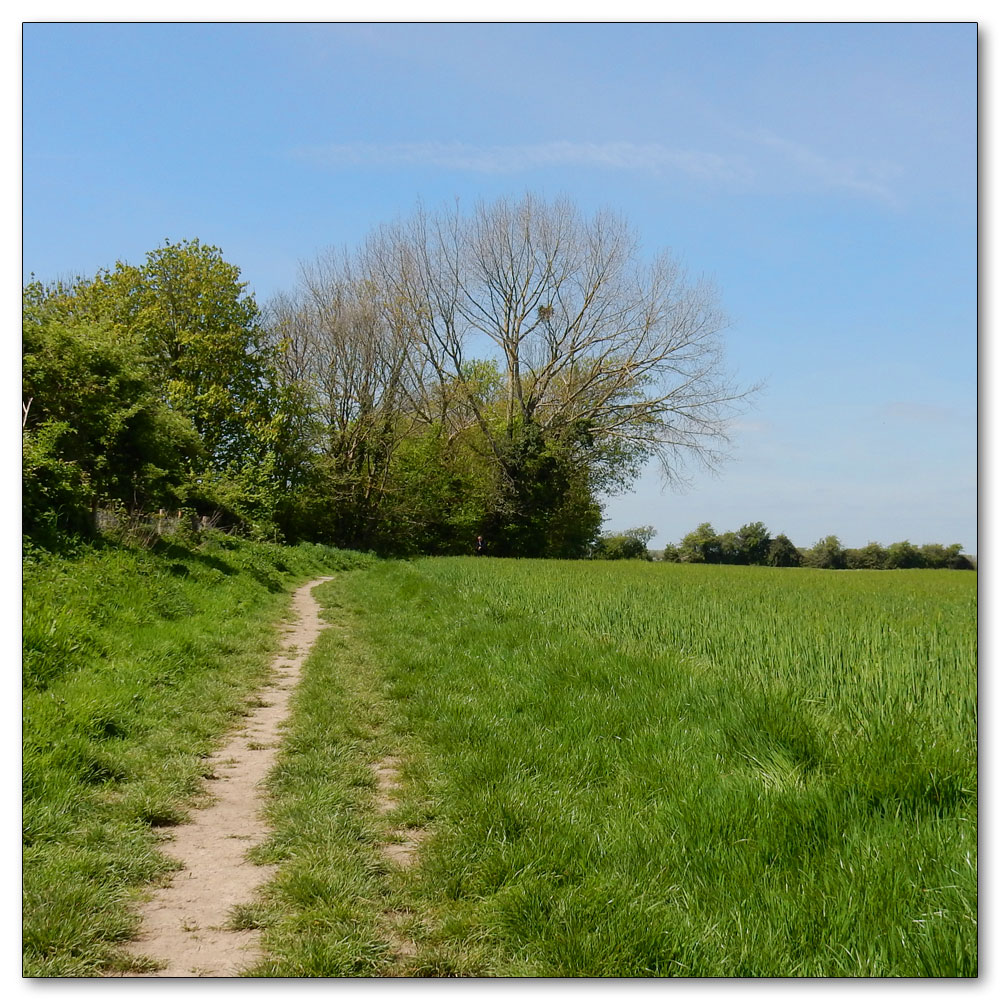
592,526,656,561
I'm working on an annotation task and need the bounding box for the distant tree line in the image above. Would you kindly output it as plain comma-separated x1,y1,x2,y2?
23,197,751,556
643,522,973,570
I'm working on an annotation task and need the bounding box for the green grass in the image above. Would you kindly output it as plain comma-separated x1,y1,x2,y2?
239,578,400,976
21,532,374,977
24,549,977,977
276,558,977,977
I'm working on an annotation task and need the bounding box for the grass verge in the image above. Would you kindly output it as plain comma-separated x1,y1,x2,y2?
22,532,373,977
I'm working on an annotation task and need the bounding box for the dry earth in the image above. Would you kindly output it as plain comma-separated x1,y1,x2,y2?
116,577,334,977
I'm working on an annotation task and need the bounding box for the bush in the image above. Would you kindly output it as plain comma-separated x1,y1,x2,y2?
592,526,656,561
22,421,96,543
767,534,802,568
884,540,925,570
804,536,847,570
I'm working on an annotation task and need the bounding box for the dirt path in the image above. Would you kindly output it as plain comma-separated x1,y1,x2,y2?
119,577,334,978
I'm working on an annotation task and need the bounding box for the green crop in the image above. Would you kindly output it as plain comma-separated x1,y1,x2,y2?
286,558,977,977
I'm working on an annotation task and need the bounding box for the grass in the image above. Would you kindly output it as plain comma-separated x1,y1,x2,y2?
241,577,411,976
21,532,374,977
264,558,977,978
24,548,977,977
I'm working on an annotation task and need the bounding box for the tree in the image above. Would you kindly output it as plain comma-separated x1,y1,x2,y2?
63,240,291,535
264,251,494,552
767,533,802,567
939,545,974,570
592,525,657,560
22,283,203,542
717,530,741,564
680,522,721,563
884,540,925,570
362,194,750,556
845,541,887,570
804,535,847,569
77,239,283,473
916,542,973,571
736,521,772,565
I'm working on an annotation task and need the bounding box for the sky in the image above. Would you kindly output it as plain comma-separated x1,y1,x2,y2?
19,17,979,553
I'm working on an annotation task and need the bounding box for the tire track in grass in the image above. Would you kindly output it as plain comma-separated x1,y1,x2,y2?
116,577,334,978
371,755,429,971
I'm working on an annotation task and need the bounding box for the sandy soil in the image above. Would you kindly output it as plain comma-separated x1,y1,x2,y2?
117,577,334,978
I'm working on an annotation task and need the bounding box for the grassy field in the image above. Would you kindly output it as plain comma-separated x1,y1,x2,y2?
22,547,977,977
21,533,374,977
249,558,977,977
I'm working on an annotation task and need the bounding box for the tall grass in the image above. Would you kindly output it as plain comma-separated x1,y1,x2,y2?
22,533,374,977
321,559,976,977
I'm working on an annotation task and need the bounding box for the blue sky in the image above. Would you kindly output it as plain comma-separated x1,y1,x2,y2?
20,20,979,552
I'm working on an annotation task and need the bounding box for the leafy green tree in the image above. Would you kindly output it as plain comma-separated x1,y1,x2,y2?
944,547,975,571
77,239,283,472
680,522,721,563
804,535,847,569
386,430,491,554
736,521,772,565
485,420,603,558
592,525,657,561
22,420,94,543
718,530,741,564
767,533,802,567
917,543,949,569
22,286,203,542
884,540,925,569
60,240,294,536
845,541,887,570
917,543,973,570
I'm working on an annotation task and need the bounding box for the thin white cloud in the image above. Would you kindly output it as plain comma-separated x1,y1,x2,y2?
289,135,903,204
749,129,903,205
289,140,749,182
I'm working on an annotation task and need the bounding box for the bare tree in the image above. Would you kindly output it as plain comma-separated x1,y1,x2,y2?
364,194,751,492
264,250,423,541
267,195,753,554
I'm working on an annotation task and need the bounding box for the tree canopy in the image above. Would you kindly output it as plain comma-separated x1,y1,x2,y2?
29,205,975,564
21,220,973,565
239,195,750,555
23,241,291,542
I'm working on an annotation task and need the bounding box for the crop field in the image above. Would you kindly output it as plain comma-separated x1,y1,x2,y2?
254,558,977,977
